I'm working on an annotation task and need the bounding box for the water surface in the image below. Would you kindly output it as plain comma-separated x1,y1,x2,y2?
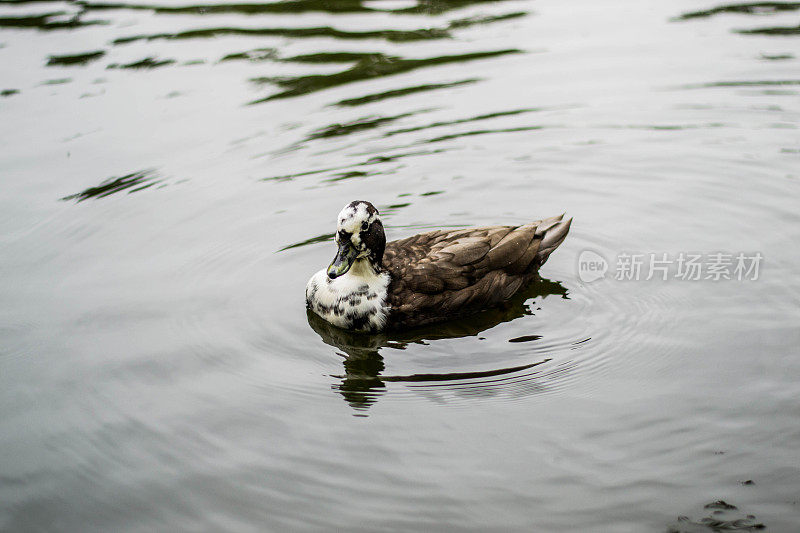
1,0,799,531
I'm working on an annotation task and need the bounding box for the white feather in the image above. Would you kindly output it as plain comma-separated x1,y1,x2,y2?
306,258,389,331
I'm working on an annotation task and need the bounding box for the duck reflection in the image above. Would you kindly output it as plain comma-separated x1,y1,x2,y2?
307,277,568,410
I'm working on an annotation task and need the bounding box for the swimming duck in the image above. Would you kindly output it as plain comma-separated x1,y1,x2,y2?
305,201,571,332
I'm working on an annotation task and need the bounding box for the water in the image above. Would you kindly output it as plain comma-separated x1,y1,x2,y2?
1,0,799,530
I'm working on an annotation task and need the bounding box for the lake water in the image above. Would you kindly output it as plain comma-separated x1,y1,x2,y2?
1,0,799,531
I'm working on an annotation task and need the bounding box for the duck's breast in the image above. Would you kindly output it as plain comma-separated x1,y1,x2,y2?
306,268,390,331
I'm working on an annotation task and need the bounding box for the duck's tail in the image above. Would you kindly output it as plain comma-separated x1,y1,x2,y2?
534,214,572,267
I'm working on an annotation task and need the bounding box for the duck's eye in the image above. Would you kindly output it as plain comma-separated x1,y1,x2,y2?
361,221,368,231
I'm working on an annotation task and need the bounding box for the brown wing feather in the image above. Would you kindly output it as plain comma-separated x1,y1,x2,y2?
383,216,571,329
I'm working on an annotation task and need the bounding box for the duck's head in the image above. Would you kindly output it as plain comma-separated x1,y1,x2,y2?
327,200,386,279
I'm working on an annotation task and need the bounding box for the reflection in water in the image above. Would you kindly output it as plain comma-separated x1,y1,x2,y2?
80,0,378,15
304,112,416,142
263,148,448,181
219,48,277,63
0,12,107,31
42,78,71,85
422,125,544,144
107,57,176,69
47,51,106,67
113,24,453,46
681,80,800,89
760,53,794,61
398,0,517,15
738,23,800,35
284,52,394,64
307,278,568,411
333,78,480,107
325,169,380,182
2,0,525,112
278,232,335,252
266,108,544,180
383,108,538,137
249,49,520,103
675,2,800,20
61,170,161,202
674,2,800,37
80,0,518,16
109,12,526,48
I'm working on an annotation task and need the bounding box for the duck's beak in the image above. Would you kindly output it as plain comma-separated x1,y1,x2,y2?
327,240,359,279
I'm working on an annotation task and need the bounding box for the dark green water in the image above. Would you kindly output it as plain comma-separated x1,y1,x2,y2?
1,0,799,531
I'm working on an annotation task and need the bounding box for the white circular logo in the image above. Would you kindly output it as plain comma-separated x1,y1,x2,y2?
578,250,608,283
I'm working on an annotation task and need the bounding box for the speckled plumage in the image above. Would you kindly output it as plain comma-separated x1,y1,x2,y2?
306,259,390,331
306,201,571,332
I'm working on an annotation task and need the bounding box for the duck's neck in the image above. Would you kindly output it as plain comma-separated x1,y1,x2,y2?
349,256,381,278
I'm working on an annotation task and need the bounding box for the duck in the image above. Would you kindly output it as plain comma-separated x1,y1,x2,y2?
305,200,571,332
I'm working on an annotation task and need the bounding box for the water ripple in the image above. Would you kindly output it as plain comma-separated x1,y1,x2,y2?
738,22,800,35
61,170,163,202
302,277,591,411
675,2,800,21
107,56,175,69
249,49,520,103
333,78,479,107
46,50,105,66
77,0,518,16
0,11,107,30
